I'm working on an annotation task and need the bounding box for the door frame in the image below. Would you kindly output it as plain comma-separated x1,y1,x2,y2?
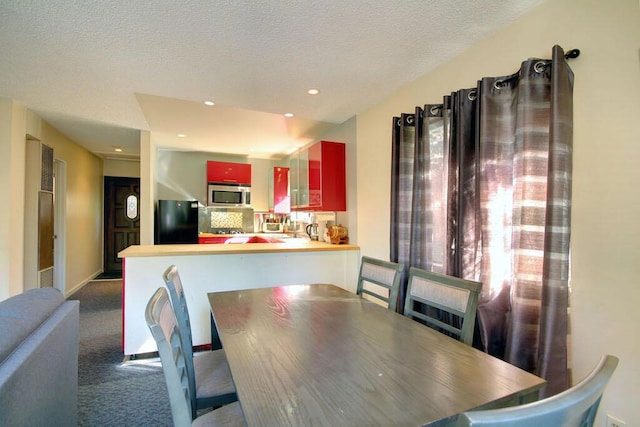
53,158,66,293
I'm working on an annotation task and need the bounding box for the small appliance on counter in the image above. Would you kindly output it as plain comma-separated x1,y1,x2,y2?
254,212,287,233
305,223,319,241
262,218,283,233
327,224,349,244
155,200,199,244
284,219,305,235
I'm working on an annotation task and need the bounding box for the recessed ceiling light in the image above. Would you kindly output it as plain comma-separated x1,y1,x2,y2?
308,89,320,95
114,147,123,152
284,113,294,118
177,133,186,138
204,100,215,106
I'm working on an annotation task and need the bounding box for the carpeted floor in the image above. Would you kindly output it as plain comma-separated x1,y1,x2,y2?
68,280,173,426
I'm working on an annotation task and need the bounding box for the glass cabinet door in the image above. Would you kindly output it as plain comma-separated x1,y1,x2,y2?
289,154,299,208
298,149,309,208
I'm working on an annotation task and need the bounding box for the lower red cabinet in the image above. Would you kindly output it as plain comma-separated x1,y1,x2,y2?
198,236,228,244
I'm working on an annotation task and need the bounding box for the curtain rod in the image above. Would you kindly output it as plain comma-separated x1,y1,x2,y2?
564,49,580,59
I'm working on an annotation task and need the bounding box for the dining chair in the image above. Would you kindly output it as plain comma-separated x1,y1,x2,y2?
454,354,619,427
145,287,245,427
403,267,482,345
162,265,237,417
356,256,404,310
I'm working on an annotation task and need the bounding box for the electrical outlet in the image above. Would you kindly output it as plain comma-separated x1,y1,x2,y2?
606,414,626,427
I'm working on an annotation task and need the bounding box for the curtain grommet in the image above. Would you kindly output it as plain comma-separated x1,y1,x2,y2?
534,61,548,73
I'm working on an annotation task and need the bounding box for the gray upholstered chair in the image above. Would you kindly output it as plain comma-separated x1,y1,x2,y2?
145,287,244,427
356,256,404,310
163,265,237,417
403,267,482,345
454,355,618,427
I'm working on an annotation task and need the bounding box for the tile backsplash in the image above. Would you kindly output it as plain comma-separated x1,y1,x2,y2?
198,207,254,233
210,211,243,228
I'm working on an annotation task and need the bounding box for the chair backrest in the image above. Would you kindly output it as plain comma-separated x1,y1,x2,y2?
163,265,194,355
162,264,198,417
403,267,481,345
457,355,619,427
356,256,404,310
145,287,193,427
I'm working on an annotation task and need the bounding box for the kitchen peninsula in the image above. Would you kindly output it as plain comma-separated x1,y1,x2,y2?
119,238,360,355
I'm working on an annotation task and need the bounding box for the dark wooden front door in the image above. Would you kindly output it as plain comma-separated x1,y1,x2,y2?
104,176,140,274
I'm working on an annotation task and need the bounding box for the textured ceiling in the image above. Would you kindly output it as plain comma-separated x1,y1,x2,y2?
0,0,544,159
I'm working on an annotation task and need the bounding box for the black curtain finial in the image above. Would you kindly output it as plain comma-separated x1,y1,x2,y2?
564,49,580,60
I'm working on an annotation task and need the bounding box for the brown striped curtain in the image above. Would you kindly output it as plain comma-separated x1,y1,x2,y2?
391,45,573,397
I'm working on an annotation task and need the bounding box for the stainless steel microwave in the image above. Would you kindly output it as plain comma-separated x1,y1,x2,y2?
208,184,251,207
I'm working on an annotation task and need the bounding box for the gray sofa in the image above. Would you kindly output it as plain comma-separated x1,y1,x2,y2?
0,287,79,426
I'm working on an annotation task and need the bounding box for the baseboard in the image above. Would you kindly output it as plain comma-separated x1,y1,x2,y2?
65,269,102,298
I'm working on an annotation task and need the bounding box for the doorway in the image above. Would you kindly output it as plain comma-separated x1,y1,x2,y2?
103,176,140,277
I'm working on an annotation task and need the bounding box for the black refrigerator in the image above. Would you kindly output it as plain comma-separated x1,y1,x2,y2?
155,200,199,244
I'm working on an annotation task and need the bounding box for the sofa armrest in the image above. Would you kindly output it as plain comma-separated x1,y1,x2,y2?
0,300,79,427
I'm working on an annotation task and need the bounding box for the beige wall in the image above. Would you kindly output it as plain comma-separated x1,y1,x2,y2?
0,99,27,300
103,158,140,178
140,131,155,245
355,0,640,424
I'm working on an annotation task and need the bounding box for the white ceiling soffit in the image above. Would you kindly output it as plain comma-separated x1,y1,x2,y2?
0,0,545,159
137,93,335,159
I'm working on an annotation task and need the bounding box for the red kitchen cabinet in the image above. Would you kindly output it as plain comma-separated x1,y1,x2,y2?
308,142,322,208
198,236,228,244
207,161,252,185
292,140,345,211
271,167,290,213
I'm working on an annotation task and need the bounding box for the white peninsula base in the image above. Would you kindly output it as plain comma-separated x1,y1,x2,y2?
120,242,360,355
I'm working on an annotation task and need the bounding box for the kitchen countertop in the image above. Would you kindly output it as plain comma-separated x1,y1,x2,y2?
118,240,359,258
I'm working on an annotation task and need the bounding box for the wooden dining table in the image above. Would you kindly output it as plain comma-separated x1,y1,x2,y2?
207,284,546,426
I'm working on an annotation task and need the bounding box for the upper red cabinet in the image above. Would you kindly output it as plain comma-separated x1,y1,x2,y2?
270,167,290,213
291,140,346,212
207,161,252,186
